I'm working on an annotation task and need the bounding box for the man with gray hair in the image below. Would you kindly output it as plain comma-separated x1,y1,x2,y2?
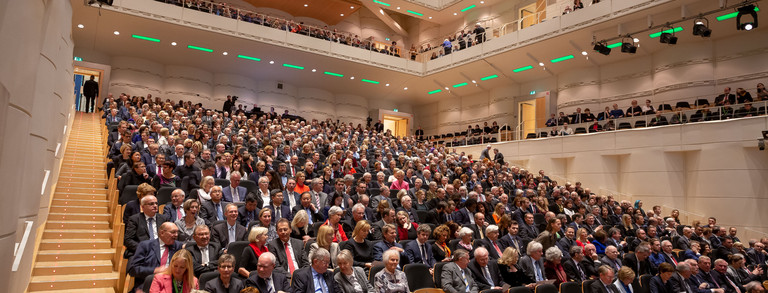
468,247,506,290
292,248,339,293
310,177,328,210
669,262,695,293
243,251,290,293
441,249,479,293
624,242,657,276
519,241,546,282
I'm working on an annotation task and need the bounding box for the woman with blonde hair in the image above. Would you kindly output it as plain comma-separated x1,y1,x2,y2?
237,226,269,278
290,209,313,243
309,225,339,269
150,249,199,292
497,247,533,287
395,210,418,240
175,199,205,242
340,221,375,269
196,176,215,201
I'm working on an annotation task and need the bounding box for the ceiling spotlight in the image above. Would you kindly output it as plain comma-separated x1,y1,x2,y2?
171,41,177,46
693,17,712,37
454,13,458,15
593,40,611,55
429,17,432,19
581,51,588,56
350,6,354,9
113,31,120,35
222,52,228,55
538,62,544,66
304,4,308,7
269,61,274,64
396,6,400,9
444,87,449,90
471,80,476,83
350,76,354,79
659,25,678,45
737,4,758,31
385,83,390,86
633,37,640,43
621,36,638,54
77,24,84,29
312,69,316,72
404,87,408,90
480,1,484,3
340,13,344,16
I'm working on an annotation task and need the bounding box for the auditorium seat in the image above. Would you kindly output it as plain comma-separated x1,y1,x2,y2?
239,179,258,195
634,120,646,128
657,104,673,112
675,101,691,109
560,282,580,293
118,185,139,205
617,122,632,130
695,99,710,108
214,178,230,188
526,133,537,139
575,127,587,134
404,264,435,291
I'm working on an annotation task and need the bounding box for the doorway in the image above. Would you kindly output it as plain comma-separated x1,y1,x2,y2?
74,66,104,113
383,115,409,138
519,101,536,138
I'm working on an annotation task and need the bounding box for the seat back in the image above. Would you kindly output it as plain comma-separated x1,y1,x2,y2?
676,101,691,109
434,262,448,288
199,271,219,286
156,186,176,205
560,282,581,293
535,283,557,293
404,263,435,291
540,132,548,138
214,178,230,188
369,264,386,286
526,133,537,139
509,286,533,293
582,279,598,293
695,99,710,108
575,127,587,134
416,211,430,223
638,274,653,293
414,289,446,293
118,185,139,205
238,179,258,195
634,120,646,128
226,241,251,271
618,122,632,130
142,274,155,293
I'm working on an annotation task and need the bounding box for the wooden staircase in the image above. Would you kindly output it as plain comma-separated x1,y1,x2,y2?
28,112,121,293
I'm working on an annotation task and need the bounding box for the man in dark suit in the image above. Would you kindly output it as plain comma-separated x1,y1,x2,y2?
466,212,488,240
222,171,247,203
557,227,577,259
267,190,292,223
714,87,737,106
292,248,340,293
478,225,505,260
468,247,506,291
590,265,622,293
237,194,260,227
441,249,479,293
519,213,540,242
425,201,449,226
499,220,525,256
454,199,477,225
563,246,589,283
713,237,734,262
83,75,99,113
371,208,396,241
696,256,721,290
211,204,248,250
712,259,743,293
746,242,766,266
200,185,227,225
623,242,657,276
405,225,436,267
397,195,420,223
267,219,309,276
602,246,624,272
186,225,221,278
669,262,697,293
128,222,183,293
162,188,186,222
124,195,170,258
282,178,300,210
244,251,291,293
293,191,324,225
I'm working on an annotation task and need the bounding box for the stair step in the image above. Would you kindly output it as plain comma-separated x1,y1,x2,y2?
51,198,110,207
48,213,111,221
55,186,108,193
58,176,107,184
34,260,114,276
56,182,109,189
27,273,117,291
36,249,115,262
40,238,112,250
49,205,108,214
47,220,110,230
53,193,109,201
29,288,116,293
42,229,113,240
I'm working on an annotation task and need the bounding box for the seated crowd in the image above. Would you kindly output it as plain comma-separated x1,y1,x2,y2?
104,92,768,293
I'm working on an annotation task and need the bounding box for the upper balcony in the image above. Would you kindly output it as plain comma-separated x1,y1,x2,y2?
88,0,679,77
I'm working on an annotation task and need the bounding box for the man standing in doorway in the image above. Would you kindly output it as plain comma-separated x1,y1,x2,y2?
83,75,99,113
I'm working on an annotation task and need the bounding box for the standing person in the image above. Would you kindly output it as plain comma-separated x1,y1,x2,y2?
83,75,99,113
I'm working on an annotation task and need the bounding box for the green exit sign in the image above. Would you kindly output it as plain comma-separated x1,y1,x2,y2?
530,90,536,95
74,57,83,61
393,109,398,112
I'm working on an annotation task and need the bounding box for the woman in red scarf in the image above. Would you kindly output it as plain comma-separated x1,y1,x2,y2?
543,247,568,287
237,226,269,278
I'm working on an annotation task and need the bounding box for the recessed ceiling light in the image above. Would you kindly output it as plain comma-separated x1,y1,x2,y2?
340,13,344,16
539,62,545,66
113,31,120,35
581,51,588,55
444,87,449,90
428,17,432,19
471,80,477,83
304,4,308,7
385,83,390,86
404,87,408,90
453,13,458,15
223,52,228,55
480,1,484,3
77,24,84,29
350,76,355,79
171,41,177,46
633,38,640,42
350,6,354,9
269,61,275,64
396,6,400,9
312,69,317,72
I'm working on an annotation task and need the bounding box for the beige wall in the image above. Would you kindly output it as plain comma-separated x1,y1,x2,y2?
0,0,76,291
457,116,768,240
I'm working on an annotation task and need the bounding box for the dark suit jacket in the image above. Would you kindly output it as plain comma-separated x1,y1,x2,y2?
124,213,170,258
441,262,479,293
562,258,586,283
468,259,506,290
499,234,525,255
518,255,545,282
712,270,742,293
519,222,539,241
237,205,258,228
267,238,309,275
465,224,487,240
404,239,436,267
200,200,227,225
222,186,247,203
334,266,374,293
204,276,244,293
669,273,694,293
128,239,183,290
162,203,184,222
650,275,673,293
453,208,473,225
591,280,621,293
210,221,248,250
292,266,340,293
267,204,292,224
623,252,657,276
477,238,504,260
186,242,222,277
245,271,291,293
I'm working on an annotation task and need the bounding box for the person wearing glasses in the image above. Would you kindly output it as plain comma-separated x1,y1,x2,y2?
124,195,170,259
204,254,244,293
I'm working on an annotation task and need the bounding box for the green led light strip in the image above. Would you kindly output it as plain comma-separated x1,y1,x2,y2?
453,82,468,88
649,27,684,38
480,75,499,80
361,79,380,84
132,35,160,42
717,7,759,21
283,64,304,70
187,45,213,52
606,42,622,49
461,5,476,12
237,55,261,61
428,89,442,94
373,0,391,6
513,66,533,73
550,55,574,63
324,71,344,77
407,10,424,16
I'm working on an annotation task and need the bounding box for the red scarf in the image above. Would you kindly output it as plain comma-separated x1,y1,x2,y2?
249,243,268,257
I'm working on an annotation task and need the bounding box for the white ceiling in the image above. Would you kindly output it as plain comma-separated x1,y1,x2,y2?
71,0,763,105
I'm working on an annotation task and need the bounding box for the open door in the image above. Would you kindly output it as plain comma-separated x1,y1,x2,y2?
383,115,409,138
74,66,104,113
